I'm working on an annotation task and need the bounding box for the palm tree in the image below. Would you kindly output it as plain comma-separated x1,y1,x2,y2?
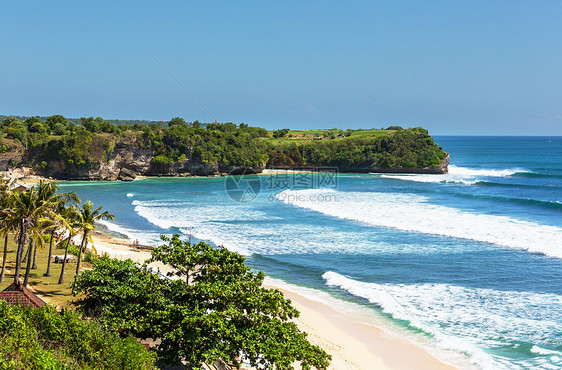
58,206,79,285
33,181,79,277
74,201,114,276
5,188,42,285
5,186,61,286
0,179,13,283
22,239,35,286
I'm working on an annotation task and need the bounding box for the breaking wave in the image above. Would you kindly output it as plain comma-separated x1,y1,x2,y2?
276,189,562,258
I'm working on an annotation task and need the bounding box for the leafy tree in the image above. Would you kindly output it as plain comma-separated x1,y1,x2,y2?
168,117,186,127
3,118,27,143
73,235,331,369
152,155,174,165
273,128,290,139
80,116,101,133
24,116,42,128
51,122,67,135
45,114,67,131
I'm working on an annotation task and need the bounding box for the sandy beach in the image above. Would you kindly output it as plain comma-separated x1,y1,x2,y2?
89,231,455,370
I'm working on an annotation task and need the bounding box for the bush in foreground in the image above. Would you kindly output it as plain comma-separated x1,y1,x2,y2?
0,301,157,369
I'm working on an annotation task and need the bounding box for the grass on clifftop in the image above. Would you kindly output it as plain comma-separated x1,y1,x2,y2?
265,128,394,144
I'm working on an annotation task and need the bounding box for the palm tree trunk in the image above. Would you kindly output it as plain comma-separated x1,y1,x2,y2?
23,239,33,287
0,234,8,283
75,231,87,276
22,243,29,263
14,221,26,284
44,231,54,277
58,237,70,284
31,240,38,269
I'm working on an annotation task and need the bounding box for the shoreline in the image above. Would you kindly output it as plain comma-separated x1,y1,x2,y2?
87,231,456,370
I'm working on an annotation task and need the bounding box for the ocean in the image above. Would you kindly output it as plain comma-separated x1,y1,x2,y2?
60,136,562,369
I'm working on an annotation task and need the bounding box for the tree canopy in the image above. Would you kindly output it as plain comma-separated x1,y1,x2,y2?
72,235,331,369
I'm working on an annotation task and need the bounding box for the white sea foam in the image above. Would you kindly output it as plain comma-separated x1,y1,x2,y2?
530,345,561,356
132,199,292,256
323,271,562,369
276,189,562,258
380,165,526,185
126,193,134,197
97,219,161,246
131,197,472,257
448,165,524,177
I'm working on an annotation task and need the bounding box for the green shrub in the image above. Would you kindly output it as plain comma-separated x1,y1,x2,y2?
67,243,96,263
152,155,174,165
0,301,157,369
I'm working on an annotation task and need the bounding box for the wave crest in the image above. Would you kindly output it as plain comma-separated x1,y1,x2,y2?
276,189,562,259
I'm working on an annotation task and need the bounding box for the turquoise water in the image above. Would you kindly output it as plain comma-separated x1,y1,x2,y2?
61,136,562,369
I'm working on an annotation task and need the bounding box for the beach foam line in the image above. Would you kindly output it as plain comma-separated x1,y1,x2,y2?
97,219,161,246
322,272,494,369
322,271,562,370
264,277,462,369
275,189,562,259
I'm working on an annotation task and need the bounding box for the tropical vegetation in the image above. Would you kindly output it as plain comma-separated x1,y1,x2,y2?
0,115,447,175
0,182,331,369
0,300,157,369
0,180,111,287
72,234,332,369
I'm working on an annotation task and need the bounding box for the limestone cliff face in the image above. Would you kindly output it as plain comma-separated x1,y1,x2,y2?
29,141,263,180
6,141,449,181
35,142,155,181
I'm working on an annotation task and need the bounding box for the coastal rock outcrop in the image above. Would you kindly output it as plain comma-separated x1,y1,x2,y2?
2,137,449,181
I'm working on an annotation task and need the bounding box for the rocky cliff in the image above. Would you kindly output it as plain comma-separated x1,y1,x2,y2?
2,139,449,181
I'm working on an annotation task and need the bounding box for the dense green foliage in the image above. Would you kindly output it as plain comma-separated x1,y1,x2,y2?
72,235,331,369
0,301,157,369
269,127,446,168
145,121,270,167
0,114,446,173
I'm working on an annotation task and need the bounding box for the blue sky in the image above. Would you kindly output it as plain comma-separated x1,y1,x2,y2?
1,1,562,135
